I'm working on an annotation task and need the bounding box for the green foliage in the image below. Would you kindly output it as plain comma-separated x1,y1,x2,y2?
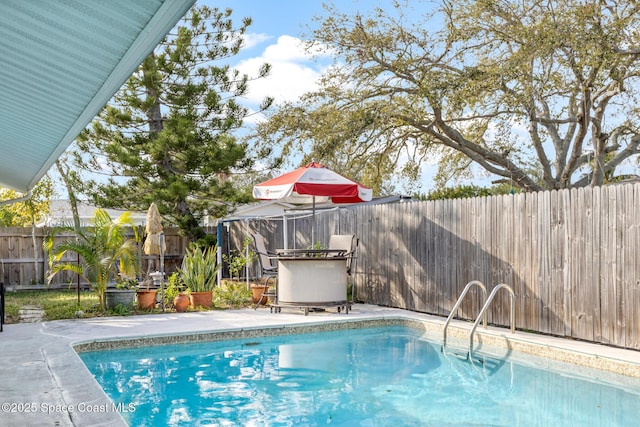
72,5,273,241
109,303,134,316
116,275,138,289
163,272,189,308
0,177,54,226
214,281,251,308
222,236,255,279
422,183,520,201
254,1,640,192
179,243,220,293
426,185,490,200
44,209,140,312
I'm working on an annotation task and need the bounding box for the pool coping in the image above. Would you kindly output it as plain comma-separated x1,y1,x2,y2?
1,304,639,426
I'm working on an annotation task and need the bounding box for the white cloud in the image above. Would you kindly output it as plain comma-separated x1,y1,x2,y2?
241,32,271,50
261,35,315,62
236,35,332,106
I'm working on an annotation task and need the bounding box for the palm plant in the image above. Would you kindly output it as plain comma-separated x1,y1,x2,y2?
180,243,219,293
44,209,139,312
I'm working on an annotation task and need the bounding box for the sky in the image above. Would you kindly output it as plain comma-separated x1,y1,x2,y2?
201,0,340,109
200,0,441,194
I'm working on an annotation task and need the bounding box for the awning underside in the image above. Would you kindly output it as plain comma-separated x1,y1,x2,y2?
0,0,195,192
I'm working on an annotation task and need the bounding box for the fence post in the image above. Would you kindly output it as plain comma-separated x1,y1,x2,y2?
1,282,4,332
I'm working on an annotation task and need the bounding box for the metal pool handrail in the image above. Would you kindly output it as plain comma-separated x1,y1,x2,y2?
442,280,487,348
469,283,515,357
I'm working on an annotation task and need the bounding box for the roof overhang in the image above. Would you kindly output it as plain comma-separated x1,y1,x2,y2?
0,0,195,192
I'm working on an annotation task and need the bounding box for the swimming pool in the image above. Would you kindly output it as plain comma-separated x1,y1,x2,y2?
79,325,640,426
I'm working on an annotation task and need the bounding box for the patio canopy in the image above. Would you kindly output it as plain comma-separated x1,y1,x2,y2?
0,0,195,193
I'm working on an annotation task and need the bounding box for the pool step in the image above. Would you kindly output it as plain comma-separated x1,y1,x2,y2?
442,345,504,376
441,344,469,360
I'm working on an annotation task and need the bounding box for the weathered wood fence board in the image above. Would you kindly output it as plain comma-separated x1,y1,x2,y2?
231,184,640,351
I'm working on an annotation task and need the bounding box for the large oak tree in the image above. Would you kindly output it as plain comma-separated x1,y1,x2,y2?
254,0,640,193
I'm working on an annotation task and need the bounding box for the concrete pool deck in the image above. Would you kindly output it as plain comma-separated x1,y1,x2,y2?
1,303,639,426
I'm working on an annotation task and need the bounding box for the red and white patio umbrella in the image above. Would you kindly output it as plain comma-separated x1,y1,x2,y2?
253,161,372,204
253,161,372,243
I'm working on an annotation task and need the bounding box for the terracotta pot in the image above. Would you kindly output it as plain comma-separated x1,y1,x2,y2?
173,293,190,312
190,291,213,309
250,285,270,305
136,289,157,310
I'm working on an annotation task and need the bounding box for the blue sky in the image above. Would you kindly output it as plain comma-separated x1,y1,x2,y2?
210,0,327,37
205,0,423,112
200,0,440,193
201,0,344,112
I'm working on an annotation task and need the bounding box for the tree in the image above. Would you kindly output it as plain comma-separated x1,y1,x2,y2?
0,177,53,227
45,209,139,312
55,155,83,230
0,177,54,283
73,5,272,243
421,183,517,201
253,0,640,192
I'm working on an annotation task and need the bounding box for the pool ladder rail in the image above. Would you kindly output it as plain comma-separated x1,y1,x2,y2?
442,281,516,359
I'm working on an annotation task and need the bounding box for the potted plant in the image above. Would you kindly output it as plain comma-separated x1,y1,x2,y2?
105,274,137,310
136,284,158,310
250,278,275,305
45,209,139,313
180,243,219,309
165,272,190,312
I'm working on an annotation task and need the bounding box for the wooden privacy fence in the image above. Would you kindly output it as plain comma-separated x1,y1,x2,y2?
230,184,640,351
0,227,194,288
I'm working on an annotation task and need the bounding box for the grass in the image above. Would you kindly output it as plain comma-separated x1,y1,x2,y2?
3,282,257,324
3,290,101,323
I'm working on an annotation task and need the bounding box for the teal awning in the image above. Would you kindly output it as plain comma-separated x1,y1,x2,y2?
0,0,195,192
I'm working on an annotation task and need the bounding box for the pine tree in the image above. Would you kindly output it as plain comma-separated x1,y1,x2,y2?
74,5,272,243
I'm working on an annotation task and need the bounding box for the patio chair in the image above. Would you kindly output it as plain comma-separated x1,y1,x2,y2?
328,234,357,275
251,233,278,309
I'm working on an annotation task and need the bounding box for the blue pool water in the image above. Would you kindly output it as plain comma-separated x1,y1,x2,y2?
79,326,640,426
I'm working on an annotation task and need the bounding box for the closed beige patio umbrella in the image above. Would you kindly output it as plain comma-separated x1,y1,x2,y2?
142,203,166,310
143,202,165,257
